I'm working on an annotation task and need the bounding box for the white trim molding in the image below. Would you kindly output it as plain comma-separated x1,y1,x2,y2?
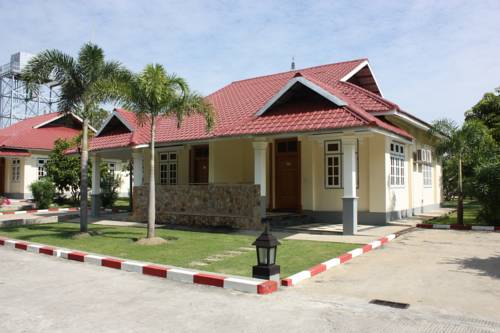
34,112,98,133
255,76,347,117
340,60,384,97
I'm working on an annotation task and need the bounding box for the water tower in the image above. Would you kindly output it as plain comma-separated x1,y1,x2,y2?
0,52,59,128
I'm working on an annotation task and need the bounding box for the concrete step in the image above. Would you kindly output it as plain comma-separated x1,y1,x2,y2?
263,213,312,228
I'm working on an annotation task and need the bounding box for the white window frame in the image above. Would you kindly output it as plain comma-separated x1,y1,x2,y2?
422,148,433,187
37,158,48,180
159,151,178,185
12,159,20,182
390,142,405,187
325,140,342,188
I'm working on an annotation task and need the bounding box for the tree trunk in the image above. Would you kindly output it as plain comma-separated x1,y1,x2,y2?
147,117,156,238
80,117,89,233
457,155,464,225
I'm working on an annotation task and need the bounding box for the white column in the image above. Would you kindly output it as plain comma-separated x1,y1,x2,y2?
91,154,101,217
132,151,144,187
253,141,268,217
342,137,358,235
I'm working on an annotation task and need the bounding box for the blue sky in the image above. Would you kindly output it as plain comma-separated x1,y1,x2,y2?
1,0,499,123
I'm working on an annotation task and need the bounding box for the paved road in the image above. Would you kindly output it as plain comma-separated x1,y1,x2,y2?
1,229,499,332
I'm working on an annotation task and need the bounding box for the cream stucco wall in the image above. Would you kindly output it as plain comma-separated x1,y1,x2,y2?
2,152,130,199
389,116,443,212
136,125,441,218
210,139,254,184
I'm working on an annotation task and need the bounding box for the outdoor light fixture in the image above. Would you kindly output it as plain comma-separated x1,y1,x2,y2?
252,223,280,281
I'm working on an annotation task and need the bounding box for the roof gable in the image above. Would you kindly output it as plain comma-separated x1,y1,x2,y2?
33,112,97,133
96,110,134,137
255,75,347,117
340,60,382,96
0,112,82,150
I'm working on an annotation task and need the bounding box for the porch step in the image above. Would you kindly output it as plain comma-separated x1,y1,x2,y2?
263,213,312,228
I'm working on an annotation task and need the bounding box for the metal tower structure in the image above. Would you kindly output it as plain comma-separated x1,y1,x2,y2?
0,52,59,128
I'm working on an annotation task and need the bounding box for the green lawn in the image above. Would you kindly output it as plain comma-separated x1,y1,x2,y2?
431,201,483,225
0,223,359,278
113,197,130,210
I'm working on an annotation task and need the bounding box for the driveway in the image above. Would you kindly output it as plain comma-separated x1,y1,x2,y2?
1,229,499,332
292,228,500,320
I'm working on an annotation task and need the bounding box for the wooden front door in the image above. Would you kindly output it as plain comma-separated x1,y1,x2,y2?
0,158,4,194
275,138,300,210
190,145,209,184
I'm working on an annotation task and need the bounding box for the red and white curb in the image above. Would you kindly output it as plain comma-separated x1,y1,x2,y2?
417,223,500,232
0,236,277,295
0,207,129,216
281,233,397,287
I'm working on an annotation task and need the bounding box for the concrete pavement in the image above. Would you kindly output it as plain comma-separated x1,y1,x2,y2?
1,228,499,332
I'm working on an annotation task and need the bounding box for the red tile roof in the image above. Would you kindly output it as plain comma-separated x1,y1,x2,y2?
0,112,81,151
89,59,413,151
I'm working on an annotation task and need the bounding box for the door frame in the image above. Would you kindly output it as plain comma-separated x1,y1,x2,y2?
273,137,301,211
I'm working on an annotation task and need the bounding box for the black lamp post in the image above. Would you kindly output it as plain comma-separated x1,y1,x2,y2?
252,222,280,281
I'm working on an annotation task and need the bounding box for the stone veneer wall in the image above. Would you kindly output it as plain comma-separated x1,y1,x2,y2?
132,184,262,229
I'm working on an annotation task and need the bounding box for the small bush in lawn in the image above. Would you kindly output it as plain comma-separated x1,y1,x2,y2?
30,179,56,209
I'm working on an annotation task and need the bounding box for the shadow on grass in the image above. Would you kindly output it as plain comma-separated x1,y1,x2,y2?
1,223,182,243
447,254,500,280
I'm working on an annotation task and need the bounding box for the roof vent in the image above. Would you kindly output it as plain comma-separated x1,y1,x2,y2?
291,57,295,70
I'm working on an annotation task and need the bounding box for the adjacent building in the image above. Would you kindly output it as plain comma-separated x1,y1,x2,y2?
0,112,129,199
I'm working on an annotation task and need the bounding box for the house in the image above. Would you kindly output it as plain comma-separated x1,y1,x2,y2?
0,112,130,199
87,59,441,234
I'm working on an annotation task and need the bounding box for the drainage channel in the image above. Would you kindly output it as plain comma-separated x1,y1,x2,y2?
369,299,410,309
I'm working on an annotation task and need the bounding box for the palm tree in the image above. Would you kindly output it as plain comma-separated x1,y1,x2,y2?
430,119,494,224
99,64,213,240
22,43,130,233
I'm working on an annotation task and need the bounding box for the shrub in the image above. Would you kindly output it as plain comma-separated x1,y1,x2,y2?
30,179,56,209
472,160,500,225
101,169,122,208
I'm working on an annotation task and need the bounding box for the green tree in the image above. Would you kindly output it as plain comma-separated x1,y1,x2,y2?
472,160,500,225
465,91,500,143
430,119,496,224
45,138,81,203
22,43,130,233
98,64,214,241
91,108,111,129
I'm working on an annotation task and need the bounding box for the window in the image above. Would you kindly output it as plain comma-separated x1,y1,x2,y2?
390,142,405,186
324,140,359,189
12,159,20,182
421,148,433,187
325,140,342,188
37,158,47,179
159,152,177,185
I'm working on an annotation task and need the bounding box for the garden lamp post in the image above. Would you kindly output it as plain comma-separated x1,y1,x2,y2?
252,222,280,281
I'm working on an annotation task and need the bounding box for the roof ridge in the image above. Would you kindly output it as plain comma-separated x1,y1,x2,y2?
231,58,368,85
337,81,399,110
